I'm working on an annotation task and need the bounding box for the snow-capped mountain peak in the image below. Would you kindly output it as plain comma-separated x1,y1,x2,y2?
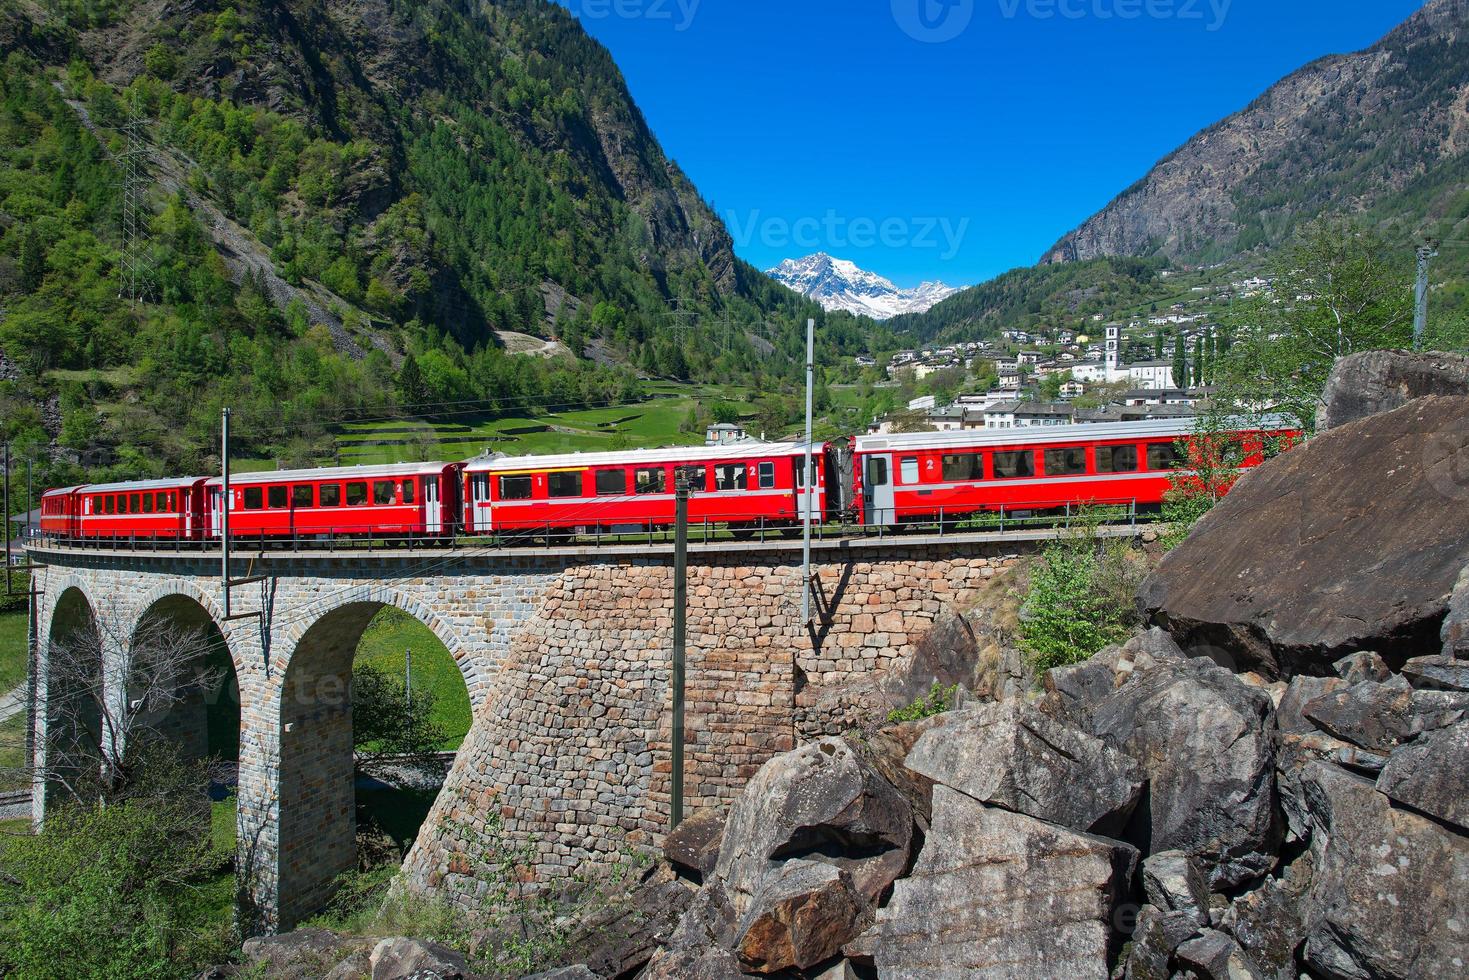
766,253,961,320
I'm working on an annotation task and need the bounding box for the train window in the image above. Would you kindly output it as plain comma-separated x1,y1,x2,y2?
942,453,984,482
374,481,396,505
499,476,533,501
401,480,416,505
131,493,142,512
714,464,746,492
899,457,920,484
1044,448,1088,477
548,472,581,498
635,467,666,495
320,484,341,507
268,486,288,509
142,493,154,514
596,469,628,496
105,495,115,515
866,457,889,486
471,474,490,500
1096,446,1138,473
793,456,819,487
293,485,314,508
157,492,169,511
992,451,1036,479
244,487,263,509
758,462,776,489
1147,443,1183,470
346,482,367,506
675,465,707,492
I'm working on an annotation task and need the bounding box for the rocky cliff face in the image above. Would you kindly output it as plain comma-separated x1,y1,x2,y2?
1042,0,1469,264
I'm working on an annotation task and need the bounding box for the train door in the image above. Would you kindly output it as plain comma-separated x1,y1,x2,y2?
794,453,821,524
468,472,492,533
209,487,223,537
425,476,442,534
863,454,895,526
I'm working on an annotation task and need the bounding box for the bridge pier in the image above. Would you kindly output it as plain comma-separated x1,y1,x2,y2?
23,532,1076,930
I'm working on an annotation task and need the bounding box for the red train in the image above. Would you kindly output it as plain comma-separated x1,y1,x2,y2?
38,418,1295,544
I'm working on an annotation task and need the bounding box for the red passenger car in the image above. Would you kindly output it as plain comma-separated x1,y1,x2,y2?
70,478,210,540
205,462,462,539
461,442,833,536
851,418,1295,526
40,486,83,539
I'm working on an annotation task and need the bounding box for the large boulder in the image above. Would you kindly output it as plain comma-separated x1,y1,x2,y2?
1445,563,1469,659
1140,850,1210,928
733,860,870,974
640,882,746,980
1300,763,1469,979
849,786,1137,980
714,737,912,914
1316,349,1469,430
1142,396,1469,678
240,930,375,980
852,715,950,825
368,938,473,980
1174,929,1266,980
1402,653,1469,692
1374,720,1469,832
550,863,693,978
1088,656,1281,889
663,809,725,880
1041,629,1184,730
905,700,1144,836
1121,904,1196,980
1302,674,1468,752
1225,852,1314,980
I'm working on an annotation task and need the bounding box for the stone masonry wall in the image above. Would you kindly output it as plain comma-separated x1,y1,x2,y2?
402,548,1022,906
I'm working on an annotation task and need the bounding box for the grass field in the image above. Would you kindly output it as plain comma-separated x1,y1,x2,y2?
0,611,25,695
0,714,27,791
355,608,472,749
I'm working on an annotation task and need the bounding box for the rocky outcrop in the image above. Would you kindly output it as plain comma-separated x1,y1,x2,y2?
1301,763,1469,978
1142,396,1469,678
852,786,1137,980
905,700,1144,836
663,809,725,880
733,860,869,974
1374,720,1469,831
1086,656,1281,889
713,738,912,915
368,938,473,980
1316,349,1469,430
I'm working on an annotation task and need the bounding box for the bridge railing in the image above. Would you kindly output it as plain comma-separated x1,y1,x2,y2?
24,499,1157,554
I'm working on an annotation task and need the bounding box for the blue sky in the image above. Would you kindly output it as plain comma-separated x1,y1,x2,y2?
555,0,1427,288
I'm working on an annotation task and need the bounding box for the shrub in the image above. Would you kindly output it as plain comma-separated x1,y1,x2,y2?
0,752,235,978
1018,527,1146,673
886,682,958,724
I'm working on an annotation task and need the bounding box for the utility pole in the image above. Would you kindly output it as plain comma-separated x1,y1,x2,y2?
801,318,815,629
222,408,231,618
669,467,689,831
1414,241,1439,350
3,442,10,596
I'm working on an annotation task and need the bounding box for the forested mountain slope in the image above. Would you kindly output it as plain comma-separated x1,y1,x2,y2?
0,0,869,479
1042,0,1469,265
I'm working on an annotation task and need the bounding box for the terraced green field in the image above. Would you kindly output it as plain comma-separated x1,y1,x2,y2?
334,386,758,465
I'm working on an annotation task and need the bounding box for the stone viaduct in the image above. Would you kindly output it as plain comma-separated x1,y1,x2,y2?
22,530,1084,931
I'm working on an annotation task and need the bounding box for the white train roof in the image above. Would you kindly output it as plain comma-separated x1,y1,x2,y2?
203,462,454,487
465,441,821,474
855,416,1294,454
77,477,209,494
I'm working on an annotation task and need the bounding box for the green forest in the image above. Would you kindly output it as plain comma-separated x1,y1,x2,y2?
0,0,877,496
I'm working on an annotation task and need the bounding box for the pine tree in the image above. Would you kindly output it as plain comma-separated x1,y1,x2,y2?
1193,335,1206,387
1171,329,1187,388
397,353,425,404
19,226,46,293
1153,330,1164,360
